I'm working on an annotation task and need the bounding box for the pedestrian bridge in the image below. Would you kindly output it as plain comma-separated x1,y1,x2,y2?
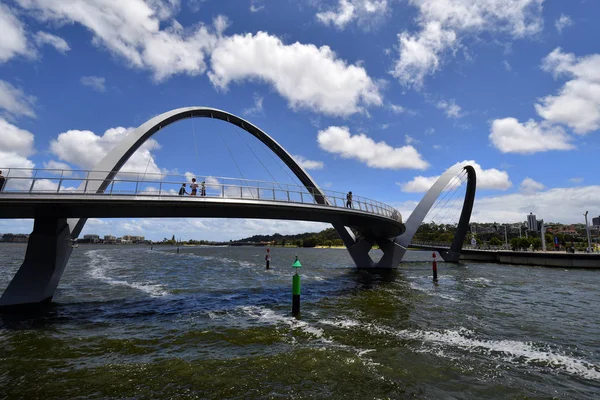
0,106,477,309
0,170,403,238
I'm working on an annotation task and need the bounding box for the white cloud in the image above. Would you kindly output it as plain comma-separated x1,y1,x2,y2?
0,117,35,157
404,134,419,144
16,0,221,81
49,127,163,175
0,3,32,63
317,126,429,170
208,32,382,116
43,160,72,175
436,99,462,118
399,160,511,192
292,155,324,170
469,185,600,224
489,118,574,154
80,76,106,92
519,177,544,194
34,31,70,54
398,175,438,192
389,103,407,113
392,22,456,88
555,14,572,33
0,79,36,118
242,93,264,116
503,60,512,71
569,177,583,184
392,0,544,87
250,0,265,13
536,48,600,134
316,0,389,30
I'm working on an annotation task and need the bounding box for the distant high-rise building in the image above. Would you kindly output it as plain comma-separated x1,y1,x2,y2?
592,216,600,226
527,212,537,231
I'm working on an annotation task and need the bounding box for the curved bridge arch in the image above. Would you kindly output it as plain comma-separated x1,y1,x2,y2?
395,163,477,262
69,106,340,237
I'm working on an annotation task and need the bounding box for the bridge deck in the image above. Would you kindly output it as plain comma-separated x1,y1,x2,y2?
0,193,404,238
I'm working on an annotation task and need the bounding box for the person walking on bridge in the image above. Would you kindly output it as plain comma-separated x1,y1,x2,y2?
0,171,5,192
346,191,353,208
201,180,206,196
178,183,188,196
190,178,198,196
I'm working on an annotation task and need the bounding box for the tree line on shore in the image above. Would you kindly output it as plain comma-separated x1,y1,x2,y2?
158,221,596,251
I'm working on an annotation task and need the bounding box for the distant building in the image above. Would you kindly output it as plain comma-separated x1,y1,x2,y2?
527,212,537,231
122,235,145,243
104,235,116,244
1,233,29,243
593,216,600,226
82,234,100,244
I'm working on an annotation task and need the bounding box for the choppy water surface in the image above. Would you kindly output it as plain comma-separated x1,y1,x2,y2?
1,244,599,399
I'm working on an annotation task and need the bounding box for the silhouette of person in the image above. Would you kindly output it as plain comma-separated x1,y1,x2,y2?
346,191,353,208
178,183,187,196
201,181,206,196
0,170,5,192
190,178,198,196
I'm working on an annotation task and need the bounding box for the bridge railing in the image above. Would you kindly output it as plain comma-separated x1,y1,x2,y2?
0,167,402,223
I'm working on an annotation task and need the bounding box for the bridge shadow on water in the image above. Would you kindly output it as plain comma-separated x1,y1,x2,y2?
0,268,409,330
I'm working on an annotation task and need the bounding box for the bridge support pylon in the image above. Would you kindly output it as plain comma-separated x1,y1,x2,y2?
0,218,73,309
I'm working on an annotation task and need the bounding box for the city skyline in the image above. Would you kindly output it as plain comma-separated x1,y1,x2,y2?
1,1,599,241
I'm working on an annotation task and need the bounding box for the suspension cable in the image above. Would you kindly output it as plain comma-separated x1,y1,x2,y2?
218,129,255,199
234,129,287,193
426,170,466,223
192,114,200,171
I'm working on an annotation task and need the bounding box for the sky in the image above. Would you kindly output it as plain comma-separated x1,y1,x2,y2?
1,0,599,241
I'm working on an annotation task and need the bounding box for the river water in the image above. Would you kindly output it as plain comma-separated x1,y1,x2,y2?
0,244,598,399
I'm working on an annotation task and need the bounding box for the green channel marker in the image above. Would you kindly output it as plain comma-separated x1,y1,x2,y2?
292,255,301,315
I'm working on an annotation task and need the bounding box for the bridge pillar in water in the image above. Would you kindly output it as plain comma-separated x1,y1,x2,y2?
0,218,73,309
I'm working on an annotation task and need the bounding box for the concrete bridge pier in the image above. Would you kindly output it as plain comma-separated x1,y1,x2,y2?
0,217,73,309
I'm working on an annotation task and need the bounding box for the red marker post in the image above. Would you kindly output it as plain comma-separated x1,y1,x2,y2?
432,252,438,282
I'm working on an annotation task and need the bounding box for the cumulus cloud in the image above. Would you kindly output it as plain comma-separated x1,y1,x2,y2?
489,118,574,154
0,79,36,118
536,48,600,134
80,76,107,92
399,160,511,192
34,31,70,54
555,14,572,33
242,93,264,116
316,0,389,30
0,118,36,190
469,185,600,224
292,155,324,170
392,0,544,87
15,0,220,81
209,32,382,116
0,3,32,63
436,99,462,118
317,126,429,170
49,127,163,176
0,117,35,157
519,177,544,194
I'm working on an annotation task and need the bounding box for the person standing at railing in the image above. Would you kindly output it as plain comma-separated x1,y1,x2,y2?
190,178,198,196
346,191,353,208
201,181,206,196
178,183,188,196
0,171,5,192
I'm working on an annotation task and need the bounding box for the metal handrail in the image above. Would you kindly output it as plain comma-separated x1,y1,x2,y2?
0,167,403,223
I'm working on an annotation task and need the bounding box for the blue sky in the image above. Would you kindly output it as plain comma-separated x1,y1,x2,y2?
1,0,599,241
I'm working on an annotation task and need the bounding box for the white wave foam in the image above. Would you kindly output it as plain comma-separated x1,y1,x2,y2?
86,250,169,297
361,322,600,381
239,306,325,338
